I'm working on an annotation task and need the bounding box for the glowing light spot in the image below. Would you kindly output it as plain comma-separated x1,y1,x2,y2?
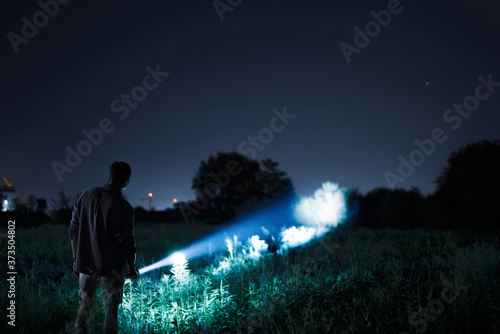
172,252,186,266
148,192,153,197
226,238,234,258
248,235,267,259
280,226,328,250
294,182,346,227
139,251,186,274
173,198,178,203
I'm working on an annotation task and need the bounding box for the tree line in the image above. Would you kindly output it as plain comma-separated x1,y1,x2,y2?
3,139,499,230
351,139,500,230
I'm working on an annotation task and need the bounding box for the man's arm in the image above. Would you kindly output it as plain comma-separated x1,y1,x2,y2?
71,239,79,278
69,194,80,279
121,206,139,279
71,239,78,259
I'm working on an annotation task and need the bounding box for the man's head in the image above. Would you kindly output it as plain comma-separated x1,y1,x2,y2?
109,162,131,190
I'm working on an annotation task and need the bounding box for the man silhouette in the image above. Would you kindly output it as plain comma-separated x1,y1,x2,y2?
69,162,139,334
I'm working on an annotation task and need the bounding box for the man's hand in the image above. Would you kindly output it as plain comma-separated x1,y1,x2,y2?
126,266,140,280
125,253,139,279
73,262,79,279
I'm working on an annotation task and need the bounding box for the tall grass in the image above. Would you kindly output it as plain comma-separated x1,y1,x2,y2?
1,223,499,333
122,226,500,333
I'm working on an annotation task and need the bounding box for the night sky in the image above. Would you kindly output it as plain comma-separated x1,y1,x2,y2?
2,0,499,211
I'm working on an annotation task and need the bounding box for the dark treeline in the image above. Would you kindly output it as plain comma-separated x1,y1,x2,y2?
137,140,500,231
133,140,500,230
0,189,70,227
350,139,500,230
4,140,499,230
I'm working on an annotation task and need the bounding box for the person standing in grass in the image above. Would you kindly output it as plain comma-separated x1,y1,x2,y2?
69,161,139,334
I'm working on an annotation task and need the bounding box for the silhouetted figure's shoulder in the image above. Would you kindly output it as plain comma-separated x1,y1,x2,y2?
74,184,133,212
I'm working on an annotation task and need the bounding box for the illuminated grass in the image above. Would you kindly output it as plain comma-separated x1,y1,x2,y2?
1,223,499,333
119,227,500,333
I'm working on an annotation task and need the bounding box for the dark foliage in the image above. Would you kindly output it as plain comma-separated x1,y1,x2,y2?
0,211,49,228
36,198,48,213
1,195,50,227
354,140,500,230
51,189,71,211
434,140,500,229
133,206,185,223
356,187,426,229
48,189,73,225
186,152,293,224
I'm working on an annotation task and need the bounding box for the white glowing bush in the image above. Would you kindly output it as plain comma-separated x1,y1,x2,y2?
248,235,268,259
170,253,190,286
213,257,232,275
172,252,187,266
280,226,328,250
294,181,347,227
226,238,234,258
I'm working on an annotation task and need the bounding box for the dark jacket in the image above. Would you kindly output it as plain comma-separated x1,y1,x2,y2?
69,184,136,277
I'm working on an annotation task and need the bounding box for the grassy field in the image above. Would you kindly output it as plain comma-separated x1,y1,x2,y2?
1,221,499,333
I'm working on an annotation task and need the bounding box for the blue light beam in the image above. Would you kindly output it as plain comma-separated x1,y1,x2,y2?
138,182,347,275
139,193,296,275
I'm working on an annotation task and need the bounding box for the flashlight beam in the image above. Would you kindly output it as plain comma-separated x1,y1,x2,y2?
138,194,296,275
138,185,346,275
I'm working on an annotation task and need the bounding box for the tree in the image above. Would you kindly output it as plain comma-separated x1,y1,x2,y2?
11,197,27,212
435,140,500,192
50,189,72,224
187,152,293,223
27,194,37,211
357,187,425,229
259,159,293,196
434,140,500,228
51,189,71,211
36,198,48,213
